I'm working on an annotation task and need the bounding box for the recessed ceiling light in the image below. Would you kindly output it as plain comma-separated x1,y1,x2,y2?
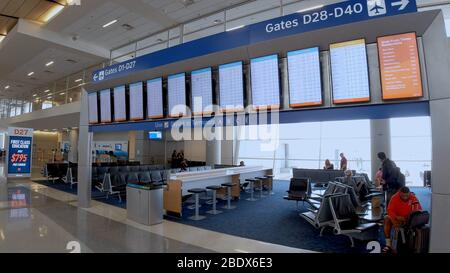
47,96,53,99
103,19,118,28
5,85,10,89
121,24,133,31
27,72,34,76
213,19,222,24
60,92,65,95
33,94,37,97
44,89,50,93
226,25,245,32
46,61,54,66
74,78,83,82
42,4,65,22
297,5,324,13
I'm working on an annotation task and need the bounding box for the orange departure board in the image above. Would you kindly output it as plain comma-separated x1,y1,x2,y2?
378,33,423,100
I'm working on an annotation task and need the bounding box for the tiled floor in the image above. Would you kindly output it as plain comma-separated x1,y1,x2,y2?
0,165,313,253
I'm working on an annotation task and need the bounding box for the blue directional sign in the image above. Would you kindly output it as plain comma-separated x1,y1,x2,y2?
92,0,417,83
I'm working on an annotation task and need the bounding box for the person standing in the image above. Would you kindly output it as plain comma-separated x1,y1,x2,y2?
339,153,348,171
378,152,404,206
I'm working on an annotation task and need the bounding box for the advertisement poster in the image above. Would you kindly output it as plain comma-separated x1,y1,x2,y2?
7,127,33,178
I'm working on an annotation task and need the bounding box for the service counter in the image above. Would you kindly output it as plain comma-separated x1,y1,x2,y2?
163,166,272,216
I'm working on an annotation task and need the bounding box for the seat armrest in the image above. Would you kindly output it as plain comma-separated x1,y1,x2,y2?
365,192,383,198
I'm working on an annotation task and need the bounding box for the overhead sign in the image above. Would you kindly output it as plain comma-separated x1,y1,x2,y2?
92,0,417,83
378,32,423,100
7,127,34,178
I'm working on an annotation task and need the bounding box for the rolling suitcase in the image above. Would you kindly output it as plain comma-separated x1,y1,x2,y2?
407,226,430,253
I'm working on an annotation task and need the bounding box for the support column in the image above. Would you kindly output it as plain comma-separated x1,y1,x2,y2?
77,88,92,208
68,128,79,163
221,126,235,165
205,127,221,166
430,99,450,252
370,119,391,181
132,131,146,164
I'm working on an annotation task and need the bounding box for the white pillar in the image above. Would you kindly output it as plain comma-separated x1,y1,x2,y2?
68,128,79,163
370,119,391,181
221,126,235,165
205,127,221,166
430,99,450,252
77,89,92,208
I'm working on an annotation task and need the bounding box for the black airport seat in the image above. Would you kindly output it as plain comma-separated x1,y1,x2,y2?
126,172,139,184
151,171,163,183
119,166,129,173
109,166,119,174
130,166,140,172
138,172,152,184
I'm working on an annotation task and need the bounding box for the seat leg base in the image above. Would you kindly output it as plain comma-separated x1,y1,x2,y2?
206,210,222,215
188,215,206,221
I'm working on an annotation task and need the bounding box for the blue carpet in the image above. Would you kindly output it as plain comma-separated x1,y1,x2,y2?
31,178,126,209
165,180,432,253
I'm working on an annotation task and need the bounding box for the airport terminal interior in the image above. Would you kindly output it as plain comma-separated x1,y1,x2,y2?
0,0,449,254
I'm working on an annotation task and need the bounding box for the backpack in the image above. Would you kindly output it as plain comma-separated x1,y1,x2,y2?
389,166,405,190
395,167,406,188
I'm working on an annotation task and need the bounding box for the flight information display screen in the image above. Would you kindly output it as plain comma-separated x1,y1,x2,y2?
99,89,111,123
250,54,280,110
287,47,322,107
191,67,213,115
330,39,370,104
147,78,164,119
113,85,126,122
219,61,244,112
129,82,144,121
378,32,423,100
168,73,187,117
88,92,98,124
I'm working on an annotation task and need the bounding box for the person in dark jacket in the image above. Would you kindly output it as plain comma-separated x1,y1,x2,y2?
378,152,401,206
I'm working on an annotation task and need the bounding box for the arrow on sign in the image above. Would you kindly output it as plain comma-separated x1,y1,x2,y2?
392,0,409,10
93,74,98,81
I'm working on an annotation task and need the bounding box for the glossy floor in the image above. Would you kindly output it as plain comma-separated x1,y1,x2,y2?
0,166,313,253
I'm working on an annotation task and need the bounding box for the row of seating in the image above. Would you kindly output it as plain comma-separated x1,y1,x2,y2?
292,168,348,185
300,185,379,247
92,161,140,167
95,170,167,202
284,173,384,246
170,166,212,173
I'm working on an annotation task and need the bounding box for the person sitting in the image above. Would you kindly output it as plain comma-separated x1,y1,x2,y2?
239,161,245,167
180,159,188,172
382,186,422,253
342,169,357,191
171,150,177,168
323,159,334,170
375,167,384,189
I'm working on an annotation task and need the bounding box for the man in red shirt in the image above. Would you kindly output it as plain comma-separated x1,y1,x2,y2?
383,186,422,252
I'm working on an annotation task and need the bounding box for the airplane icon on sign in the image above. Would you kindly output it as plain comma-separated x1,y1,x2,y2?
370,3,385,14
367,0,387,16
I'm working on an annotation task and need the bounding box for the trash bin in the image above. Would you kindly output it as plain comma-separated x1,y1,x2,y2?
127,183,164,225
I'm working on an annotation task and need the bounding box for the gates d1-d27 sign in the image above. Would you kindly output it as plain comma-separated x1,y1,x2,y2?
7,127,34,178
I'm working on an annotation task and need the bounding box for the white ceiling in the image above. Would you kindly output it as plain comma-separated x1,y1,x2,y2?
44,0,252,51
1,0,450,102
